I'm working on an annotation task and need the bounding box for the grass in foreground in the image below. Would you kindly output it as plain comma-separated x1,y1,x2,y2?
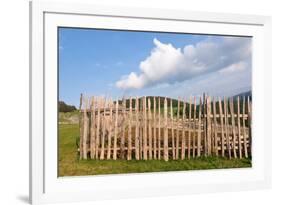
58,124,251,177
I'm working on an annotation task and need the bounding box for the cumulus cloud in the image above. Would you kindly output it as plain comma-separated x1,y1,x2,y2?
116,37,251,90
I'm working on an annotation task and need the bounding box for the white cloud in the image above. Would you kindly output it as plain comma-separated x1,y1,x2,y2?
115,37,251,90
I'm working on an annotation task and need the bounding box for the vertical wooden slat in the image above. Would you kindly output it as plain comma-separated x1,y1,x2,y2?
181,98,186,160
107,99,113,159
148,98,152,159
192,96,197,158
164,97,168,161
247,96,252,156
128,97,132,160
237,96,242,158
79,94,83,159
170,98,175,159
82,97,88,159
203,94,207,156
158,97,161,159
197,96,202,157
224,97,231,159
90,97,96,159
113,98,118,160
206,96,212,155
229,97,237,158
95,98,101,158
188,96,192,159
154,97,157,159
139,98,143,160
120,98,126,159
143,96,147,160
242,96,248,158
212,97,218,156
135,97,140,160
100,98,106,160
176,97,180,159
218,97,225,157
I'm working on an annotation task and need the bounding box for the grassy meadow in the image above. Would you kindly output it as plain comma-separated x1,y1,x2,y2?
58,112,251,177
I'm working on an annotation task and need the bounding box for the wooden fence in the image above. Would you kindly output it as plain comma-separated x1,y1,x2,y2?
79,94,252,161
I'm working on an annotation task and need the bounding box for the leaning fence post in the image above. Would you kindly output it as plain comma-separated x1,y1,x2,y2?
113,98,118,160
135,97,140,160
148,98,152,159
82,97,89,159
181,98,186,160
90,97,96,159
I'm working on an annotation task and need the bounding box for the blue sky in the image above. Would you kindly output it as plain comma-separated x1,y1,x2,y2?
59,28,251,107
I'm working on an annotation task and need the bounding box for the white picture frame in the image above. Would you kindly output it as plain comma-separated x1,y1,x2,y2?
30,1,272,204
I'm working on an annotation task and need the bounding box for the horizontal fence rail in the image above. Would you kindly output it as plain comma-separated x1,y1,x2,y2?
78,94,252,161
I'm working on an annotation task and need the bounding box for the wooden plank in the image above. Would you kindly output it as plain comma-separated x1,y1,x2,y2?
143,96,147,160
218,97,225,157
90,97,96,159
140,98,143,160
148,98,152,159
79,94,84,159
128,97,132,160
247,96,252,156
206,96,212,155
170,98,175,159
203,93,207,156
176,97,180,159
154,97,157,159
82,97,89,159
229,97,237,159
242,96,248,158
197,96,202,157
188,96,192,159
107,99,113,159
237,96,242,158
113,98,118,160
158,96,161,159
164,97,168,161
212,97,218,156
181,98,186,160
193,96,197,158
100,98,106,160
224,97,231,159
95,98,101,159
120,98,126,159
135,97,140,160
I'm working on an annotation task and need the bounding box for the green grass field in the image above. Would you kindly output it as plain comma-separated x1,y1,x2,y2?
58,121,251,177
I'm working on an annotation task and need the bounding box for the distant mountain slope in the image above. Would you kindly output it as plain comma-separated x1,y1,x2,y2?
232,91,252,100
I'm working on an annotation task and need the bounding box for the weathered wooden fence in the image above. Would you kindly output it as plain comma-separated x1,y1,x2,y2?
79,94,251,161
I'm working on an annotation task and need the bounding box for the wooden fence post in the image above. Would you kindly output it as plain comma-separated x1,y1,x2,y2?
113,98,118,160
188,96,192,159
82,97,89,159
218,97,225,157
229,97,237,158
212,97,218,156
193,96,197,158
224,97,231,159
206,96,212,155
100,98,106,160
242,96,248,158
120,98,126,159
181,99,186,160
107,99,113,159
95,98,101,158
247,96,252,156
170,98,175,159
176,97,180,159
236,96,242,158
158,97,161,159
164,97,168,161
143,96,147,160
135,97,140,160
90,96,96,159
128,97,132,160
197,96,202,157
148,98,152,159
